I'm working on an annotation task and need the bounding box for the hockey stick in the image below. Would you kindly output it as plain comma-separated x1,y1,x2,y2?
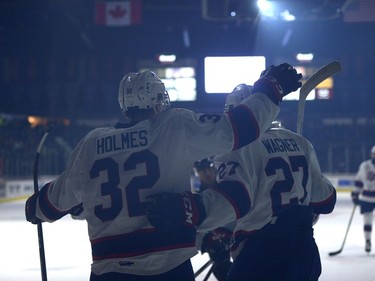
33,128,52,281
296,61,342,135
203,263,215,281
328,204,357,256
194,259,213,278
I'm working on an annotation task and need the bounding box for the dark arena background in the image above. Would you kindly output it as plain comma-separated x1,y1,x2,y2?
1,0,374,178
0,1,375,280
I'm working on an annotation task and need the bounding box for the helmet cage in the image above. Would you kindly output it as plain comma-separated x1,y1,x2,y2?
118,71,170,114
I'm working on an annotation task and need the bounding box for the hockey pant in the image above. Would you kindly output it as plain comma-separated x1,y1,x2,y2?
228,206,321,281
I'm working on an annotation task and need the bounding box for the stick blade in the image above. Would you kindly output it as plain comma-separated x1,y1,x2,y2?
296,60,342,135
300,60,342,98
328,249,342,256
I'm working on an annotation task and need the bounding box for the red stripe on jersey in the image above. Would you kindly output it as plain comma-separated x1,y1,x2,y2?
227,105,259,151
309,189,336,214
213,180,251,219
39,182,70,221
91,227,196,261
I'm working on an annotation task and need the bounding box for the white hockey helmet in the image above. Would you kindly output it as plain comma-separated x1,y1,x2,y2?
224,83,253,113
371,145,375,154
118,70,170,114
269,120,284,129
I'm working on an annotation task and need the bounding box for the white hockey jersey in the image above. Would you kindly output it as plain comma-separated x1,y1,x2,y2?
197,127,336,239
33,93,278,276
353,159,375,203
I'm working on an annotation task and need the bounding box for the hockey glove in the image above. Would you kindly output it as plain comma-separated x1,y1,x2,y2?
70,203,84,220
145,191,206,231
25,192,43,224
351,191,360,205
201,227,233,263
253,63,302,104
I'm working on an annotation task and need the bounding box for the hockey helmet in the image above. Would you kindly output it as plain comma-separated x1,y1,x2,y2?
224,83,253,113
371,145,375,155
269,120,284,129
118,70,170,115
194,157,215,171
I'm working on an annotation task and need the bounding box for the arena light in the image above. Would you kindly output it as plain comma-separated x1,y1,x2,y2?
257,0,275,18
158,54,176,63
257,0,297,21
296,53,314,62
204,56,266,93
27,116,48,128
280,9,296,21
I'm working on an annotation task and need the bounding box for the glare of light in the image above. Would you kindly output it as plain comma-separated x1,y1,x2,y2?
257,0,272,12
27,116,48,128
296,53,314,62
258,0,276,18
158,54,176,63
317,89,331,99
281,9,296,21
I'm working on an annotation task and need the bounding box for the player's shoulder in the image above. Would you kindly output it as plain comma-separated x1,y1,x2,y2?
159,107,221,123
83,126,117,141
158,107,192,119
213,151,232,163
266,127,313,148
167,107,192,114
363,159,374,167
266,127,298,138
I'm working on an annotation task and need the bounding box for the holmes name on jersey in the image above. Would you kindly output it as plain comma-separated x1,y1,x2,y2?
96,130,148,155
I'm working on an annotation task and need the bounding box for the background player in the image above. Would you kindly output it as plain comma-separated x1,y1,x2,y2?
25,65,302,281
193,158,234,281
191,157,217,193
351,145,375,253
147,83,336,281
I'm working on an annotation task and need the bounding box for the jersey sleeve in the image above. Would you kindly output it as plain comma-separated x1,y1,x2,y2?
353,162,366,192
197,187,239,233
35,136,88,222
196,153,252,233
182,93,280,162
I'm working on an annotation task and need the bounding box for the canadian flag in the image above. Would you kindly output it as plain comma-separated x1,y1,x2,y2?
95,1,142,26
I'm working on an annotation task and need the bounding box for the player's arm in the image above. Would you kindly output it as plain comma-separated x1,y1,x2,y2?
227,63,302,150
25,181,84,224
185,63,303,161
25,139,86,224
146,180,250,232
351,163,365,205
146,151,252,232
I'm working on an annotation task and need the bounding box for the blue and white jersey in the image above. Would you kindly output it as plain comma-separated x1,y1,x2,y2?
33,93,279,276
197,127,336,240
354,159,375,203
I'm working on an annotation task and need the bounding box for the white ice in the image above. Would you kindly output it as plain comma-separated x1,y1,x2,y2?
1,192,374,281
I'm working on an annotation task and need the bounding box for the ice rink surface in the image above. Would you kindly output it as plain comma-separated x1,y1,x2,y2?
1,192,374,281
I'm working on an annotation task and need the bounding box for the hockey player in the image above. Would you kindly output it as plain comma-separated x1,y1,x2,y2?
192,157,217,193
147,83,336,281
193,158,234,281
351,145,375,253
25,64,302,281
